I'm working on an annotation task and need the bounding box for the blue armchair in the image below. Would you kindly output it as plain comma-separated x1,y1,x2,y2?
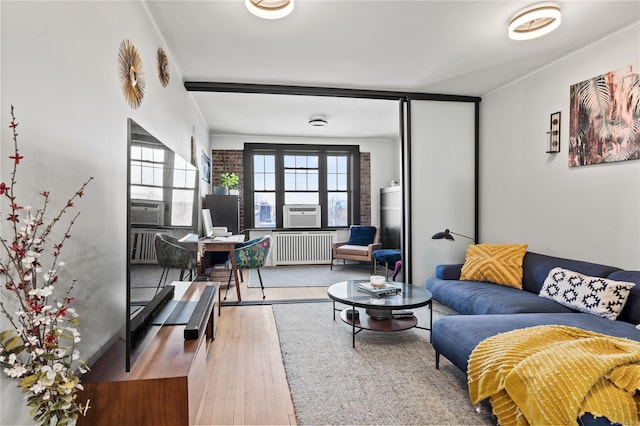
331,225,381,273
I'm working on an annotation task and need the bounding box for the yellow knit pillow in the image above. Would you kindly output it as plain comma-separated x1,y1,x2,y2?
460,244,528,289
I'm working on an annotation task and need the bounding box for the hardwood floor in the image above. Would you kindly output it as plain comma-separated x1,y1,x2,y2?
195,271,328,425
209,268,329,302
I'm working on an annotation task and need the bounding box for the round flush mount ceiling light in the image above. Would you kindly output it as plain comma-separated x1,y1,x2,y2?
246,0,294,20
308,116,328,128
509,3,561,40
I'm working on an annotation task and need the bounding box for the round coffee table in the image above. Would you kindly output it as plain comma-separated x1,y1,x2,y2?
327,280,433,348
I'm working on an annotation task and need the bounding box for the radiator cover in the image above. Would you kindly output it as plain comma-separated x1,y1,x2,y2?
273,232,334,265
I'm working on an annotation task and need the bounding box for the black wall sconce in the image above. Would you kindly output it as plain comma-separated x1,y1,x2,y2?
546,111,561,153
431,229,476,245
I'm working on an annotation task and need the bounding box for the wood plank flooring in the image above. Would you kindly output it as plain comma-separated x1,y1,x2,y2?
195,271,327,425
209,268,329,303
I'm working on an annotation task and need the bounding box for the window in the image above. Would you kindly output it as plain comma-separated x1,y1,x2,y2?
244,144,360,229
326,155,348,227
284,154,319,205
253,154,276,227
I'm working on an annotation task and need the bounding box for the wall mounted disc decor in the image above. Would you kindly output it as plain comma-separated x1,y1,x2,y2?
157,47,170,87
118,39,145,109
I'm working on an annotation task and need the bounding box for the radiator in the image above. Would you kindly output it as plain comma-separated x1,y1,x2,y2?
130,229,158,264
273,232,334,265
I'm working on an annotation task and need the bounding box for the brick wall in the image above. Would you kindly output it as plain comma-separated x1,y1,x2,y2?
210,149,371,229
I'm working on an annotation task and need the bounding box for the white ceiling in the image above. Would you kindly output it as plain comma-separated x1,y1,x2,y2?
145,1,640,139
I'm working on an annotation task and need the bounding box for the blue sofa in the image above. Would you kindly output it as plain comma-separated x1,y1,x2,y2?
424,251,640,425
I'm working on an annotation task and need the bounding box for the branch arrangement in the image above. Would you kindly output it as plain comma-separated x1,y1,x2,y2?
0,106,92,426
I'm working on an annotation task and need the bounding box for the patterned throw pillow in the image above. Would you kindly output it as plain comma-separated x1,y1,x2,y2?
539,267,635,320
459,244,528,289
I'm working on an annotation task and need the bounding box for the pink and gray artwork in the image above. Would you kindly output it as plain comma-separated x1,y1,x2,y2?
569,63,639,167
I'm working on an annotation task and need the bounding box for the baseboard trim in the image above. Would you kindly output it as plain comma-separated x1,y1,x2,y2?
221,297,331,308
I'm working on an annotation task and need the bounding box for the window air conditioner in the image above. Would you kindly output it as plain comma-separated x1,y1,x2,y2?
283,205,321,228
131,200,164,226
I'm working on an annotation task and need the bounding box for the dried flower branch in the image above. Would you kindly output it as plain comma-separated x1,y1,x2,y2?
0,105,92,426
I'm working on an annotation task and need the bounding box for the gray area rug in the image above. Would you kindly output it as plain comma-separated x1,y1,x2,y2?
272,302,493,425
248,264,373,288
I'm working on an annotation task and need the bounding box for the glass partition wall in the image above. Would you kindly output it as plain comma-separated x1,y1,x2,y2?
404,100,478,285
185,83,479,293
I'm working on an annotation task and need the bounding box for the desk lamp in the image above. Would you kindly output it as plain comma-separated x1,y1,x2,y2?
431,229,476,245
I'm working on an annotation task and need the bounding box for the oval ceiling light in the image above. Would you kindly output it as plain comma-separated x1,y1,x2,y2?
308,116,328,128
509,3,561,40
246,0,294,20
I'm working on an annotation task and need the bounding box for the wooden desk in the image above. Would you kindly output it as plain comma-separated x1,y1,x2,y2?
181,234,245,302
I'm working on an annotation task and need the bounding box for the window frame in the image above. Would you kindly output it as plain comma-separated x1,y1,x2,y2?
243,143,360,229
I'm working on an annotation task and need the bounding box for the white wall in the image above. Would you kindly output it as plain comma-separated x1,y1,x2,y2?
211,134,400,227
481,23,640,270
0,2,209,424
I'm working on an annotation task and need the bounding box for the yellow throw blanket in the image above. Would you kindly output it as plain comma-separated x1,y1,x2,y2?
467,325,640,425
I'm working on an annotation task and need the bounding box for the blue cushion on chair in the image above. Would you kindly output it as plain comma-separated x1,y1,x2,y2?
347,226,377,246
372,249,401,264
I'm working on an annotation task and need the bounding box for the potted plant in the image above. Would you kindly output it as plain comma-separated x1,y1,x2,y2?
220,172,239,195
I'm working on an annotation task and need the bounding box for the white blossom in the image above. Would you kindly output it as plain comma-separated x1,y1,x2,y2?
8,353,17,365
43,271,54,282
21,257,35,267
29,381,46,394
28,285,53,298
4,364,27,378
67,327,81,343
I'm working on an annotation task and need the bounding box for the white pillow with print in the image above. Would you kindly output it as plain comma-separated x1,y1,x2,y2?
539,267,635,320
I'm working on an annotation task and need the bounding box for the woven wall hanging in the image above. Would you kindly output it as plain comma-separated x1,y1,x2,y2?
118,39,145,109
157,47,170,87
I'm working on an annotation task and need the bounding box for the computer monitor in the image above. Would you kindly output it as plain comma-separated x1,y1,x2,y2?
202,209,214,237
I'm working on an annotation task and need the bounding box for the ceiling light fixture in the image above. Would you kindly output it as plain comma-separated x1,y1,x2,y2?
246,0,294,20
308,116,328,128
508,3,561,40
